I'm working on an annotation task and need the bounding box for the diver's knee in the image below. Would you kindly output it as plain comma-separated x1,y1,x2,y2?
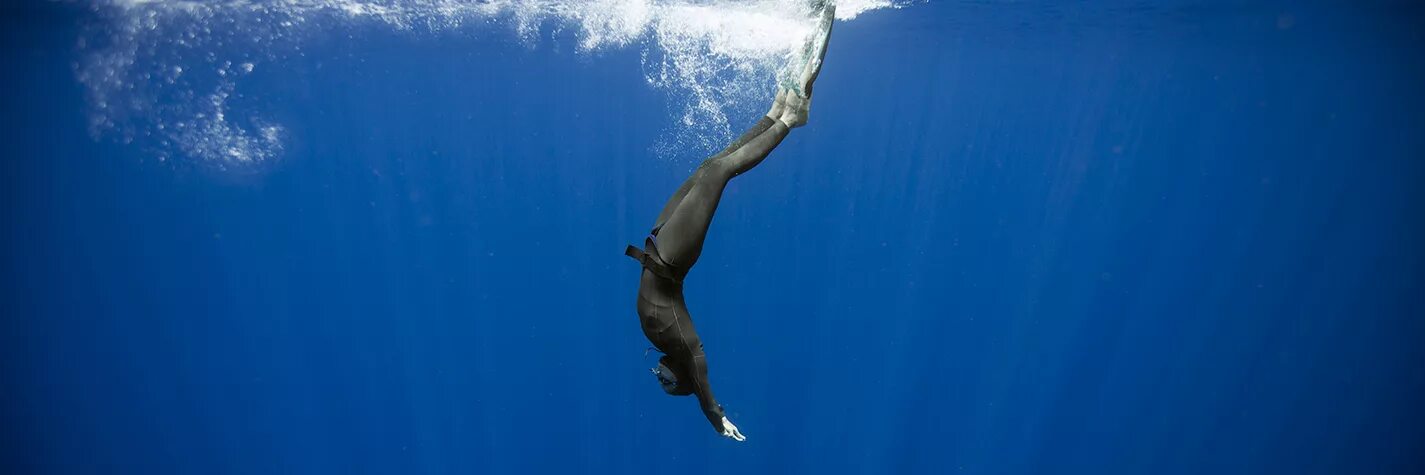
696,160,735,183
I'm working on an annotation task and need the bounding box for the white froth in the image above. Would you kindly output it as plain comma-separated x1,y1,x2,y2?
77,0,899,165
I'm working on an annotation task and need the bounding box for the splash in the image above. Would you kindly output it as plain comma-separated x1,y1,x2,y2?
75,0,898,166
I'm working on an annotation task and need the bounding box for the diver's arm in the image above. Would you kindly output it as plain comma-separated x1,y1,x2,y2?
690,354,746,441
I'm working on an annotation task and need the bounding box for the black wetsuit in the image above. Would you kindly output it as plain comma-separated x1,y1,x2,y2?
627,116,790,432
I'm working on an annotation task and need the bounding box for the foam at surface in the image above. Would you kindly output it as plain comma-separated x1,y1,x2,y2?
76,0,898,165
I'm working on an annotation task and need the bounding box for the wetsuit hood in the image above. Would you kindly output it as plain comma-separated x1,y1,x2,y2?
654,356,695,396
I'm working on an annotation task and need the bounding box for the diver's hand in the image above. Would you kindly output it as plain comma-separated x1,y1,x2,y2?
720,416,747,442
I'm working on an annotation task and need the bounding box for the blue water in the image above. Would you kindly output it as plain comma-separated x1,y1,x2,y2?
3,1,1424,473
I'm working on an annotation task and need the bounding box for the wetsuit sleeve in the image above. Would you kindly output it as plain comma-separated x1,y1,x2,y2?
690,353,728,431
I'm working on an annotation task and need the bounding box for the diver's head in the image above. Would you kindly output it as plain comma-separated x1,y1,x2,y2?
652,356,694,396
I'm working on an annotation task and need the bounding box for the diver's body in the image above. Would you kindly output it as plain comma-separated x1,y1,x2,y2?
625,3,835,442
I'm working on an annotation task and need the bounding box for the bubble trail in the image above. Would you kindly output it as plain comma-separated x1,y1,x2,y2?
77,0,899,165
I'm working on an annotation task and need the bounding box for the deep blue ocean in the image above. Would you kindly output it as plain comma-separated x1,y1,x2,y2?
3,1,1423,473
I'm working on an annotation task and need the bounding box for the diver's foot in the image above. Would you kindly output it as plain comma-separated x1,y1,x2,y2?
776,89,810,128
774,2,834,128
766,88,787,120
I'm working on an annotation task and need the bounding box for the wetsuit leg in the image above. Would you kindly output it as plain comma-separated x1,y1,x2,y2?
654,117,791,269
651,118,780,233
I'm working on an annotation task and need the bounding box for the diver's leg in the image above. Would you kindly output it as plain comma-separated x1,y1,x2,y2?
651,117,780,233
654,119,790,269
652,3,833,265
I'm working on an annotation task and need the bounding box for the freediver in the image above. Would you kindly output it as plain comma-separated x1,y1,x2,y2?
624,2,836,441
